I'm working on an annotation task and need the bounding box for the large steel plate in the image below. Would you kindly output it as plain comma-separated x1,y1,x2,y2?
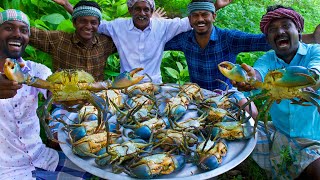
58,84,257,179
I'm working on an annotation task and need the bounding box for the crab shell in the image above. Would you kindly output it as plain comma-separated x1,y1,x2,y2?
129,153,185,178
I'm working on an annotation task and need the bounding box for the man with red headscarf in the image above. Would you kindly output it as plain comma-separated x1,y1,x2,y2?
232,5,320,179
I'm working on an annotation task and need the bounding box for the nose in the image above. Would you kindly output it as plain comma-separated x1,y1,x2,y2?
277,27,286,35
140,10,146,16
12,28,22,37
198,15,205,22
84,22,93,29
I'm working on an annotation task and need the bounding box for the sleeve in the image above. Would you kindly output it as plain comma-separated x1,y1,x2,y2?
29,27,61,53
162,17,192,42
164,32,186,51
227,30,271,54
98,20,111,36
307,45,320,73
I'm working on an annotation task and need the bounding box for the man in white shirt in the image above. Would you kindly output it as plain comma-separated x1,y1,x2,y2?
0,9,92,179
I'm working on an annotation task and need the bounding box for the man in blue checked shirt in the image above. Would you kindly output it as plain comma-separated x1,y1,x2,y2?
164,0,320,119
230,5,320,179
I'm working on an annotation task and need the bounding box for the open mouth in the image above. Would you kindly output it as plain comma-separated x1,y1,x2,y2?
8,41,22,47
275,37,290,48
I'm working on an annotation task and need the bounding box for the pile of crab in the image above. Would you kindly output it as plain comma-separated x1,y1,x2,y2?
56,82,255,179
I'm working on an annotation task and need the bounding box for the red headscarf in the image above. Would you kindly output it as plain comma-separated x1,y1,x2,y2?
260,8,304,34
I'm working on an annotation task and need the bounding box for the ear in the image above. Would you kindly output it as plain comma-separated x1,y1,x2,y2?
212,13,217,22
299,32,302,41
72,19,76,28
128,7,133,15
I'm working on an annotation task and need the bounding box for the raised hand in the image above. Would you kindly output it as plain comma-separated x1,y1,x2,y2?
52,0,74,14
52,0,68,6
313,24,320,44
152,7,168,19
231,63,257,92
215,0,233,11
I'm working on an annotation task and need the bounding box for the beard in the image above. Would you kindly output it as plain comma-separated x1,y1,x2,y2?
1,45,26,59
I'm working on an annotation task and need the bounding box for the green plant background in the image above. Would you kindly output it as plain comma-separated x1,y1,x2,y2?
1,0,320,179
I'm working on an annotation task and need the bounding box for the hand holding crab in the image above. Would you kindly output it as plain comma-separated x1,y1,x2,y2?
218,61,320,134
3,58,145,142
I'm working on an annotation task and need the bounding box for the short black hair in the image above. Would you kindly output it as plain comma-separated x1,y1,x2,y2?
74,0,101,11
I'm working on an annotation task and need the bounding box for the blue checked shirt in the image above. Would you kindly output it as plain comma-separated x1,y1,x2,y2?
164,26,271,91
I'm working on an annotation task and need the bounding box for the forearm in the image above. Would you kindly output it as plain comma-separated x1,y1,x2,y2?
302,34,317,44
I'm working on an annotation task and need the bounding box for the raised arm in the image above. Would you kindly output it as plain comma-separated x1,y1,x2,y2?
302,24,320,44
52,0,74,14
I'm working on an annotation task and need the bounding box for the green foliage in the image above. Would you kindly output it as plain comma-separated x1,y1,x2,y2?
1,0,320,177
104,53,121,80
161,51,189,84
273,145,298,178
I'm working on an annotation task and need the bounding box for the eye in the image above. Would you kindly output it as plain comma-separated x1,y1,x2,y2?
21,27,29,34
268,27,276,33
4,26,13,31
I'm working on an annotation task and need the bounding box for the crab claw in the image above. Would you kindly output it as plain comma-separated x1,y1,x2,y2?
111,68,145,89
269,66,318,88
218,61,249,83
3,58,29,83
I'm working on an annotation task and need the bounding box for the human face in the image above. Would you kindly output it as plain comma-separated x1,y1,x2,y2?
266,18,300,62
189,10,216,36
73,16,100,43
129,1,153,31
0,21,29,59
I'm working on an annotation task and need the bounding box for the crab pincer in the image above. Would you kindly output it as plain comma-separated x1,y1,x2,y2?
111,68,145,89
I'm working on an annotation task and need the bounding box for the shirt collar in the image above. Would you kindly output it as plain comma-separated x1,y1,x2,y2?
296,42,307,55
129,18,152,31
17,57,31,73
274,42,307,64
71,34,98,45
190,26,217,43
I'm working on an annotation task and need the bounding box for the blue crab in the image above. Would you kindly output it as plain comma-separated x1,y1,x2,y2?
3,58,144,142
218,61,320,133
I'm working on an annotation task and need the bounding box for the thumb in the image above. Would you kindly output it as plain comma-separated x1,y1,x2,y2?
241,63,255,77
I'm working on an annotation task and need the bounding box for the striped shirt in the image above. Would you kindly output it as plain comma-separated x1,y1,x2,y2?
29,27,116,81
164,26,271,91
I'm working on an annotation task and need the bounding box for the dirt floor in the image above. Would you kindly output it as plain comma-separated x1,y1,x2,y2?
217,157,269,180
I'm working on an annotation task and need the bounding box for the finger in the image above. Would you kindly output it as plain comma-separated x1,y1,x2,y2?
241,63,255,76
0,90,18,99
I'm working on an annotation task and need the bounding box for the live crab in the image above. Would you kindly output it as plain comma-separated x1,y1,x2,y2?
3,58,144,142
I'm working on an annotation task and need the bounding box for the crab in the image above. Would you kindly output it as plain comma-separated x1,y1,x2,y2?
3,58,144,142
218,61,320,133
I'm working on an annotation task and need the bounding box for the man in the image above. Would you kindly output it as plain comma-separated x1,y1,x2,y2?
231,5,320,179
55,0,232,83
29,1,116,81
0,9,92,179
164,0,320,118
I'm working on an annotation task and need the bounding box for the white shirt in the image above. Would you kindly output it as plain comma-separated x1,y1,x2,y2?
0,59,58,179
98,17,191,83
